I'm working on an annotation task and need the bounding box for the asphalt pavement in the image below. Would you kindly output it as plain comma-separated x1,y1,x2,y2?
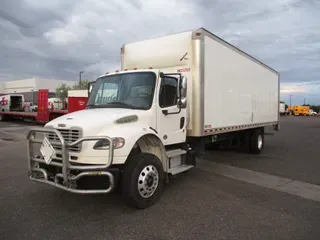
0,117,319,240
206,116,320,185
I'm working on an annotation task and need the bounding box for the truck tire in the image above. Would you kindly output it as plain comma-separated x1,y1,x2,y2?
122,152,164,209
249,129,264,154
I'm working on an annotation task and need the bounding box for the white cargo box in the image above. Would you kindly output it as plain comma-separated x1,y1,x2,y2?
279,102,286,113
68,90,88,98
122,28,279,137
0,94,25,112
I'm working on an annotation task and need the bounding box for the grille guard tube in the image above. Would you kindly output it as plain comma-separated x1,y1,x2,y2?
26,128,115,194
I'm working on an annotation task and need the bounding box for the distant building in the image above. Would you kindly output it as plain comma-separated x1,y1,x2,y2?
0,77,76,103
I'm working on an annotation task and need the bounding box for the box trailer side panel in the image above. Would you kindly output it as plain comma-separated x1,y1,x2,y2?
202,34,279,133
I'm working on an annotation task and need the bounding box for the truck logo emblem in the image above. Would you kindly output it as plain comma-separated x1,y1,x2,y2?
0,97,8,106
180,52,189,61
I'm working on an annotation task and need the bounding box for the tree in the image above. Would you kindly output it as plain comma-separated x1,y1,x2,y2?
72,79,90,90
56,83,72,101
310,105,320,112
55,79,90,100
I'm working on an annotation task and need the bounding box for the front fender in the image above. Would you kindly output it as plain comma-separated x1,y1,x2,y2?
104,123,162,156
82,123,164,165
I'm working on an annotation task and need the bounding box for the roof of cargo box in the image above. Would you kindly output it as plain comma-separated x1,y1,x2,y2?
122,27,279,75
197,28,279,75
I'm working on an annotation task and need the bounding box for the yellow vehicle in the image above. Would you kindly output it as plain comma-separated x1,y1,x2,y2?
288,105,309,116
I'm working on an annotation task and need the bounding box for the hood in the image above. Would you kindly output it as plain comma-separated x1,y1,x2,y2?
46,108,146,133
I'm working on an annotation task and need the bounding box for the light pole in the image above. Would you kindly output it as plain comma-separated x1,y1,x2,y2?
79,71,84,88
31,89,34,104
289,95,292,115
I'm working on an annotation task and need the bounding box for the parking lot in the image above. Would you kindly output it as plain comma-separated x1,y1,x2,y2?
0,117,320,240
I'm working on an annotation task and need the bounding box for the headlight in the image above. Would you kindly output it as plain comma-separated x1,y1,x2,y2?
93,137,125,150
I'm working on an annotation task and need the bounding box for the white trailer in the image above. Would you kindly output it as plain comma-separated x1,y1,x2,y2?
279,102,286,116
0,94,25,112
27,28,280,209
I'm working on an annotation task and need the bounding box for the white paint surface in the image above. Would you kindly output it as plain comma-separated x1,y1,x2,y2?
203,35,279,128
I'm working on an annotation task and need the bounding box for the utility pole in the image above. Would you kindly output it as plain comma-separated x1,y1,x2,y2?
289,95,292,107
79,71,84,88
31,89,34,104
303,97,306,105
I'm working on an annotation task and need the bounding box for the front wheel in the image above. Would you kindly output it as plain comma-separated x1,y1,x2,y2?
122,152,164,209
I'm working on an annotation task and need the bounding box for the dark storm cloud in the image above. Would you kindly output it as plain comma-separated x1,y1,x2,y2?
0,0,319,103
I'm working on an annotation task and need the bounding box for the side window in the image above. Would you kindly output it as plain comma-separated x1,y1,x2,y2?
159,76,178,108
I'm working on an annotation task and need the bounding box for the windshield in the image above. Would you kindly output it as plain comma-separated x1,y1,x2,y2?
87,71,156,110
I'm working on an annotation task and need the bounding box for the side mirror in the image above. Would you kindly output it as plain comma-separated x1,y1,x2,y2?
179,98,187,109
88,81,95,96
180,76,187,98
177,76,187,109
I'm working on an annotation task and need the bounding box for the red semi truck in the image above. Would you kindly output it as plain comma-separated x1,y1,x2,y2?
0,89,88,123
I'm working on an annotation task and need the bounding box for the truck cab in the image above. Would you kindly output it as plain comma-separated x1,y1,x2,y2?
27,68,190,209
88,69,188,144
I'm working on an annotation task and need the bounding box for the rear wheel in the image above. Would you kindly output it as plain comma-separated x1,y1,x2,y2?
122,152,164,209
249,129,264,154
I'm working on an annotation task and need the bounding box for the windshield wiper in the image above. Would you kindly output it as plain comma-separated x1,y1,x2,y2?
86,102,135,109
107,101,135,108
86,104,98,108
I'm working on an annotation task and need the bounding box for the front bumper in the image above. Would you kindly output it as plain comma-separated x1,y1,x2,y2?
27,128,115,194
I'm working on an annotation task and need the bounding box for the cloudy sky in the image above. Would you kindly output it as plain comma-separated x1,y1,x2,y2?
1,0,320,105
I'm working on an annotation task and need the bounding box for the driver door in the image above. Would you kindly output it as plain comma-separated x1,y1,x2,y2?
156,76,187,145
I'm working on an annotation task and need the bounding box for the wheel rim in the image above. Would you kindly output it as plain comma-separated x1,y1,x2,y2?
257,134,263,149
137,165,159,198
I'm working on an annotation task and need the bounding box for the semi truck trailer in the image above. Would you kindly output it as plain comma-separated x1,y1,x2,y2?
0,89,88,123
279,102,287,116
27,28,280,209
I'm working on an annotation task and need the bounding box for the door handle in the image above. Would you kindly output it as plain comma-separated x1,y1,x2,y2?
180,117,185,129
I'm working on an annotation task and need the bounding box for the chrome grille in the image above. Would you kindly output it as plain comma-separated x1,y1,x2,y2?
47,128,82,152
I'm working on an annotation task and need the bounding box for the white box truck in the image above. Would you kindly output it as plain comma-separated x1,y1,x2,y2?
27,28,280,209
